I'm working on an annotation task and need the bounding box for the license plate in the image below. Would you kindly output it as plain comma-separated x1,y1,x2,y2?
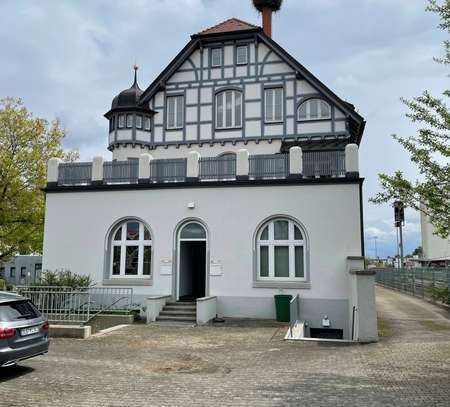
21,326,39,336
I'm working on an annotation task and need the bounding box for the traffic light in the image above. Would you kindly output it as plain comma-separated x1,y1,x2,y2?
394,201,404,227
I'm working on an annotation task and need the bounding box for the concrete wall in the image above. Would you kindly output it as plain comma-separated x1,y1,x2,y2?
421,211,450,261
43,182,362,335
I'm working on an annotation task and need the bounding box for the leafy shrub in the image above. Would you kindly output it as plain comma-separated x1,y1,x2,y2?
36,269,92,289
429,287,450,305
0,279,5,290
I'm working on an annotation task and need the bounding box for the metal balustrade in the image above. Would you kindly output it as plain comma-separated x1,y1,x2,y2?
103,160,139,184
303,150,345,178
51,150,350,186
249,154,289,179
199,156,237,180
58,162,92,185
149,158,187,182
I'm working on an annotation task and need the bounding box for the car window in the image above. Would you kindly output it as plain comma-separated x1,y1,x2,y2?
0,300,40,321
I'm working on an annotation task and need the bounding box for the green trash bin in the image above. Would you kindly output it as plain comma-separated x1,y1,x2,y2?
274,294,292,322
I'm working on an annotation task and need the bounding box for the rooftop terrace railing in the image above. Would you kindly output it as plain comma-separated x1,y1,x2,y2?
48,144,360,187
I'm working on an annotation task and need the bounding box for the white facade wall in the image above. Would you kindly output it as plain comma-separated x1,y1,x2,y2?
43,182,362,336
421,211,450,261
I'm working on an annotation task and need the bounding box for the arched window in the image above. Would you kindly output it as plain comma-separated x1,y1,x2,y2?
297,98,331,121
110,220,152,277
215,90,242,129
256,218,306,280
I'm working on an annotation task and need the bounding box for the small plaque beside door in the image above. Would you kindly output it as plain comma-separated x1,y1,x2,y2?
210,260,222,276
160,260,172,275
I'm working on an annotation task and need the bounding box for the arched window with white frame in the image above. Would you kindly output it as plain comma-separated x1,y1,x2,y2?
110,220,152,278
297,98,331,121
256,218,306,280
215,89,242,129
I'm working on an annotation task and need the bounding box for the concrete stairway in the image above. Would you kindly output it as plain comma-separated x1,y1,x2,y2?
155,301,197,323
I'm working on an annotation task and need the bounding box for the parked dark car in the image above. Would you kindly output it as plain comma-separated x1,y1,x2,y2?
0,291,49,367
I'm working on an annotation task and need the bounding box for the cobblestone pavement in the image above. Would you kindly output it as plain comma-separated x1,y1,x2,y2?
1,287,450,407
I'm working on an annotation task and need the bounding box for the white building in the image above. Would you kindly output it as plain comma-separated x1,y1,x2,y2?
43,16,377,341
421,211,450,266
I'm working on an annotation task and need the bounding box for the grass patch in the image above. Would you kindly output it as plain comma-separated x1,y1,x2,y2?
420,320,450,331
378,318,394,337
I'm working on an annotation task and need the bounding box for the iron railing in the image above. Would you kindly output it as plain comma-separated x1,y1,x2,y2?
375,268,450,301
149,158,187,182
249,154,289,179
199,156,236,180
16,286,134,324
303,150,345,178
289,294,300,338
103,160,139,184
58,162,92,186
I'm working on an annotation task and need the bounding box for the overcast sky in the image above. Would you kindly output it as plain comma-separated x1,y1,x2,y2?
1,0,446,258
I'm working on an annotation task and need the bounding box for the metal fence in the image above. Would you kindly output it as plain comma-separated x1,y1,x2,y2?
375,268,450,300
149,158,187,182
289,294,300,338
103,160,139,184
249,154,289,179
303,150,346,178
58,162,92,186
199,156,236,180
16,286,134,324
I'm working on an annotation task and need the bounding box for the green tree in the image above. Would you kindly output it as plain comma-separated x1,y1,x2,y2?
412,246,424,257
0,98,78,261
371,0,450,238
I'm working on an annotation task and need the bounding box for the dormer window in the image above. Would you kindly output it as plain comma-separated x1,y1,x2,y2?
144,116,151,131
211,48,222,67
298,99,331,121
236,46,248,65
126,114,133,128
166,95,184,129
136,115,142,129
118,114,125,128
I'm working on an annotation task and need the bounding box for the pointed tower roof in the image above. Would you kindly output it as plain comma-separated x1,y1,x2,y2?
193,18,260,38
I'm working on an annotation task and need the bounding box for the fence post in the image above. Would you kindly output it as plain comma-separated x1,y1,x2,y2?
186,151,200,181
138,153,153,184
236,149,249,180
92,156,104,185
288,147,303,179
47,158,62,187
345,144,359,178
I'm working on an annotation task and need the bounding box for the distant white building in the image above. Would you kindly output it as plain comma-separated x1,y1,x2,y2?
421,211,450,266
0,255,42,286
42,14,377,341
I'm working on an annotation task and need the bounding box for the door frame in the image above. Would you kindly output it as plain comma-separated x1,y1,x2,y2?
173,219,210,301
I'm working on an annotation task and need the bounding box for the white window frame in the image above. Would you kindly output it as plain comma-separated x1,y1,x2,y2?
211,48,222,67
126,114,133,128
215,90,243,129
166,95,184,130
144,116,151,131
136,115,142,129
264,87,284,123
236,45,248,65
110,222,152,279
256,219,306,281
118,114,125,129
297,99,331,121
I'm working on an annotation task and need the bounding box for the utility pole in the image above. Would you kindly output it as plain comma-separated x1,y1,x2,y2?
373,236,378,260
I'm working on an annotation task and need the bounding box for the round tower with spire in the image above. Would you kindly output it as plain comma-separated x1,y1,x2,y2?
104,65,155,160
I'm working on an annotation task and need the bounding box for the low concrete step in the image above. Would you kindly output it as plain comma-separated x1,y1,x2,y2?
164,305,196,311
160,310,196,317
156,315,197,322
166,301,195,306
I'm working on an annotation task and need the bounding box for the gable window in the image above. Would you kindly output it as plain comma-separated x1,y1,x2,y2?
265,87,283,123
211,48,222,67
236,45,248,65
136,115,142,129
298,99,331,121
126,114,133,128
118,114,125,129
110,220,152,278
144,116,151,131
257,218,306,280
166,95,184,129
215,90,242,129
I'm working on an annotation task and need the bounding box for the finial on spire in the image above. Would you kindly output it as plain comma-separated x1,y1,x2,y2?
133,63,139,85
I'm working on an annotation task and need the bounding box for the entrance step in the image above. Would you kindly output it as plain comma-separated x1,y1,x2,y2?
166,301,195,306
156,315,197,322
159,310,196,317
164,305,196,311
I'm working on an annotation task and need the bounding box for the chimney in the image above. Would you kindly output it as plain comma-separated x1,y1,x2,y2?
262,6,272,37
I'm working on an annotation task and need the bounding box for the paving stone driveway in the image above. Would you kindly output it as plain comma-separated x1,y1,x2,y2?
1,286,450,407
